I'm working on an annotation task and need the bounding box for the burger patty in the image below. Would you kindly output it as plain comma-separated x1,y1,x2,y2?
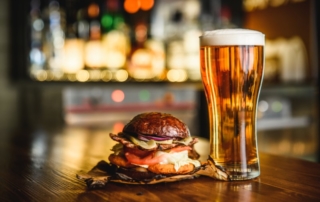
109,153,135,168
109,132,199,151
148,163,195,175
116,167,162,182
109,152,196,175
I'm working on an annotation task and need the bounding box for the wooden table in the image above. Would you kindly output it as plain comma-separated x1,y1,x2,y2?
1,127,320,202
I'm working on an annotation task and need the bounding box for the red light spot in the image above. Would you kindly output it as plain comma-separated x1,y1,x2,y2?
111,90,125,102
113,122,124,133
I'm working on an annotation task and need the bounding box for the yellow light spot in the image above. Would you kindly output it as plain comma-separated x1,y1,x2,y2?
101,70,112,82
35,70,47,81
46,71,54,81
115,69,128,82
62,39,85,74
76,70,90,82
67,74,77,82
167,69,187,82
85,40,104,68
89,70,101,81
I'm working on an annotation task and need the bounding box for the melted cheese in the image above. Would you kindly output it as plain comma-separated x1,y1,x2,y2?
131,150,201,171
156,150,201,171
173,136,192,145
127,135,175,149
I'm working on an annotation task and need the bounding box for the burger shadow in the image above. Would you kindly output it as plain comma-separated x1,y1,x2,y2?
76,181,190,201
76,174,260,201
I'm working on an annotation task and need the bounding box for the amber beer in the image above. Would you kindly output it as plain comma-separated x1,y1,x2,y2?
200,29,265,180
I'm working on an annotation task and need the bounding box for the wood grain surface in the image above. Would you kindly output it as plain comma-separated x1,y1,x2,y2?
0,127,319,202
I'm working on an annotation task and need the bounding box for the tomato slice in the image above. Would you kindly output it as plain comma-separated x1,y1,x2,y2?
125,151,165,166
124,145,192,166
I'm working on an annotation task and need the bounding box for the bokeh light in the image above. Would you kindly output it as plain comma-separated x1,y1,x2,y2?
124,0,154,13
113,122,125,133
167,69,188,82
89,70,101,81
139,90,150,102
35,70,47,81
76,70,90,82
101,14,113,29
140,0,154,11
124,0,140,14
111,89,125,102
101,70,113,82
115,69,129,82
271,101,283,112
88,3,100,18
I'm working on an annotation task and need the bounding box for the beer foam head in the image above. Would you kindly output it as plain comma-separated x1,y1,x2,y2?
200,29,265,46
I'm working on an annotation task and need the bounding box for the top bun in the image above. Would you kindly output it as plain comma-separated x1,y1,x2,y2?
123,112,190,139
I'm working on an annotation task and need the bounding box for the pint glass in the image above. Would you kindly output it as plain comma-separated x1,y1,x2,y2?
199,29,265,180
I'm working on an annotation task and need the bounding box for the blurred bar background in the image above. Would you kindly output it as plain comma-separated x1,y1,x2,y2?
0,0,319,162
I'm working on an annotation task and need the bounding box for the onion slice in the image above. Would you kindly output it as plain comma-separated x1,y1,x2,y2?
137,134,172,141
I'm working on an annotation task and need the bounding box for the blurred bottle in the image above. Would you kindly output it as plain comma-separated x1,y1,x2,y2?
199,0,221,31
164,0,202,82
62,0,85,74
30,0,64,76
84,0,104,69
30,0,46,76
128,22,154,80
47,1,66,70
100,0,130,71
128,6,165,81
44,0,67,80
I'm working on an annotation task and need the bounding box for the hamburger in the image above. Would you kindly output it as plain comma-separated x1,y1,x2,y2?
108,112,201,182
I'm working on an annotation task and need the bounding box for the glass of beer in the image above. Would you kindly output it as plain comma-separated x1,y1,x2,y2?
199,29,265,180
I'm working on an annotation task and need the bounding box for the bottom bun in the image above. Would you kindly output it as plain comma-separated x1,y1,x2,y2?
116,167,161,182
109,153,196,176
148,163,195,175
